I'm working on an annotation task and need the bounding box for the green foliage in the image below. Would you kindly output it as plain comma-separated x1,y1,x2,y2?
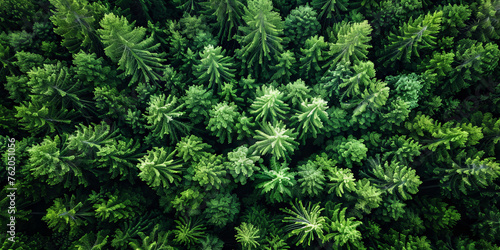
284,5,321,47
203,193,240,227
145,94,191,143
250,86,290,123
49,0,103,53
270,50,296,83
112,213,156,248
219,81,244,105
137,147,183,189
173,217,206,246
255,161,296,203
473,207,500,242
436,151,500,195
323,203,363,248
43,194,93,237
98,13,166,84
128,225,174,250
175,135,212,163
207,0,245,41
73,231,109,250
363,156,422,200
28,135,85,187
441,4,472,37
415,197,461,231
171,188,205,216
297,161,326,197
89,187,145,222
381,11,442,65
281,200,326,246
67,122,116,155
250,122,299,160
236,0,284,79
312,0,349,20
299,35,329,81
194,45,236,92
191,154,230,191
235,222,260,250
448,40,500,93
282,79,312,108
328,20,372,66
338,60,376,101
326,167,357,197
326,135,368,168
353,179,383,215
292,97,329,141
182,85,216,125
199,235,224,250
226,146,261,185
386,73,423,109
468,0,500,41
207,102,241,143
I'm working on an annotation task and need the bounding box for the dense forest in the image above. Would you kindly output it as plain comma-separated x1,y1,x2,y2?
1,0,500,249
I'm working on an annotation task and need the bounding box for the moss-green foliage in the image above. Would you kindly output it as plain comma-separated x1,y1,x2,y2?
7,0,500,249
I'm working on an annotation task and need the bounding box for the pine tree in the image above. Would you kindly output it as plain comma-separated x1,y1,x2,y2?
194,45,236,92
255,160,296,203
235,222,260,250
206,102,241,144
191,154,230,191
49,0,104,53
281,200,327,246
297,161,326,197
250,122,299,160
136,147,183,189
323,203,363,248
98,13,166,84
250,86,290,123
144,94,191,143
312,0,349,21
226,146,261,185
363,156,422,200
173,217,207,246
381,11,442,66
236,0,284,79
299,35,329,81
207,0,245,41
203,193,240,227
291,97,329,142
327,21,372,66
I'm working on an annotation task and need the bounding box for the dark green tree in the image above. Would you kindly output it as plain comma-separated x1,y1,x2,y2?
236,0,284,79
98,13,166,84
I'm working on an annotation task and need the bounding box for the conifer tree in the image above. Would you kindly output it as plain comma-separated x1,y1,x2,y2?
207,0,245,41
144,94,191,143
136,147,183,189
236,0,284,79
381,11,442,66
250,86,290,123
194,45,236,92
281,200,327,246
49,0,104,53
98,13,166,84
250,122,299,160
327,20,372,66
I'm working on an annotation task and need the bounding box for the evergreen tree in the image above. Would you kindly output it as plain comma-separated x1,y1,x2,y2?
49,0,104,54
381,11,442,66
194,45,236,92
236,0,284,79
98,13,166,84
